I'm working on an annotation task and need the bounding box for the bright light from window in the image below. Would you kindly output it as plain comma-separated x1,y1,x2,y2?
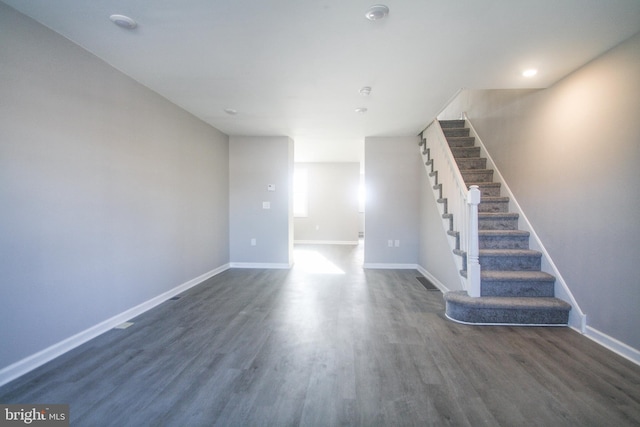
294,249,345,274
358,172,365,213
293,167,308,217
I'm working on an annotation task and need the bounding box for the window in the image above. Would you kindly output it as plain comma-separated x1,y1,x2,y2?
293,167,308,217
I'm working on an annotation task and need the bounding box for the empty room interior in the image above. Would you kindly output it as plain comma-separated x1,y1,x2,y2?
1,1,640,425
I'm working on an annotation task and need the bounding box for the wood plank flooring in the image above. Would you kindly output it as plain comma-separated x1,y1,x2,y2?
1,243,639,426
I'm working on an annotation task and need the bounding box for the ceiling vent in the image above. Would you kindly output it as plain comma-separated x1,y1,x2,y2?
359,86,372,96
109,14,137,30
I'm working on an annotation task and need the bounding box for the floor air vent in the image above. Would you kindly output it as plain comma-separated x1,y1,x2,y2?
416,277,439,291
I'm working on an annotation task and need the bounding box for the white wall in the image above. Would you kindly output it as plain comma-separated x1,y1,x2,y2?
294,162,360,244
364,136,421,267
440,32,640,353
0,4,230,373
229,136,294,267
418,162,463,291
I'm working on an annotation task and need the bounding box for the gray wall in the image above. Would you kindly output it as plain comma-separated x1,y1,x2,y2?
0,4,230,370
229,136,294,266
364,137,421,266
294,162,360,243
440,32,640,351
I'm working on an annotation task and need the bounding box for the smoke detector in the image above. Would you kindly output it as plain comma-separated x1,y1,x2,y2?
365,5,389,21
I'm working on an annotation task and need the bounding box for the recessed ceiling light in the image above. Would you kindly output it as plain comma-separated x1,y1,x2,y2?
223,108,238,115
109,14,137,30
522,69,538,77
355,107,368,114
365,5,389,21
359,86,372,96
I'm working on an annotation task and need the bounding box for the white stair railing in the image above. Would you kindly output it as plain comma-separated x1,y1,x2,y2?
466,185,481,297
421,119,481,297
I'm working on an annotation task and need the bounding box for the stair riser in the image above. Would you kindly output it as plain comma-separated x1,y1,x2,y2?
481,281,555,297
461,170,494,183
456,158,487,169
479,236,529,249
446,302,569,324
450,147,481,158
443,128,470,137
447,137,475,147
479,255,541,271
479,217,518,230
479,201,509,213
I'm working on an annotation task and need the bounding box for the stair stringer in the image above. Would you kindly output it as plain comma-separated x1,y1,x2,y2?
418,128,468,292
461,113,586,332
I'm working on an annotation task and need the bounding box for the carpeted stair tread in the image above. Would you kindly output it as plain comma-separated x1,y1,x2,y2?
456,158,487,169
480,196,510,203
443,128,470,137
439,120,466,128
451,149,481,159
478,229,530,249
481,270,555,282
479,230,529,236
447,137,476,147
444,291,571,311
480,249,541,256
460,168,493,173
467,181,501,186
479,212,519,218
470,184,502,197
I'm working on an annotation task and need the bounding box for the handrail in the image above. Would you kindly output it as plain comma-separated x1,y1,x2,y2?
422,119,480,296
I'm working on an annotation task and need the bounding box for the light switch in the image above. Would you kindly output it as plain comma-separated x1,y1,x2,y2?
262,201,270,209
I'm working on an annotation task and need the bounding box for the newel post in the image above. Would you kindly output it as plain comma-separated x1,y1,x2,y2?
467,185,481,297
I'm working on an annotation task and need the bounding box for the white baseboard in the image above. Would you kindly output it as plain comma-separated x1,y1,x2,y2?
294,240,359,245
414,268,639,366
0,264,230,387
363,263,419,270
416,265,451,293
584,326,640,366
229,262,292,269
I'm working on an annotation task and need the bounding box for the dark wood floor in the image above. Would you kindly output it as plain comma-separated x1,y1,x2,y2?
2,243,640,426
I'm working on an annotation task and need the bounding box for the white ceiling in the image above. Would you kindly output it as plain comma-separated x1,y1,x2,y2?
3,0,640,163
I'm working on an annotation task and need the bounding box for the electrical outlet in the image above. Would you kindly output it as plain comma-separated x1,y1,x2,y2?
395,240,400,247
251,238,257,246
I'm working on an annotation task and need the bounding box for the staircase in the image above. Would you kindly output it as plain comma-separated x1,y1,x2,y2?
432,120,571,325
